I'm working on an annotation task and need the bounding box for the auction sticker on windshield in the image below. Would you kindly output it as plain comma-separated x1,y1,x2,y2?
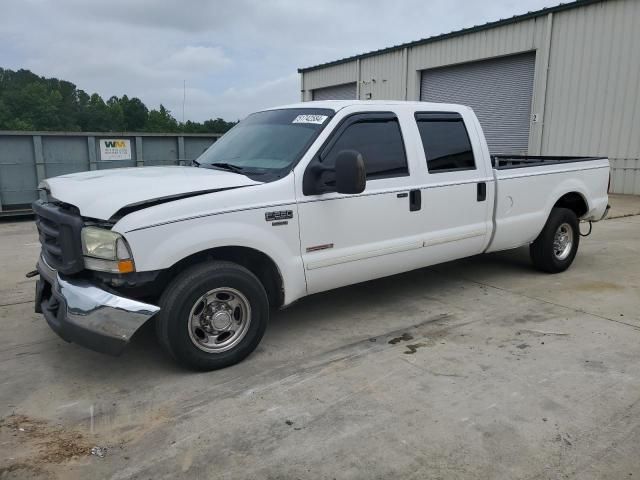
292,114,328,124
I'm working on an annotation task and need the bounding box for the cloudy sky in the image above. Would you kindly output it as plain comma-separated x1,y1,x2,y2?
2,0,561,122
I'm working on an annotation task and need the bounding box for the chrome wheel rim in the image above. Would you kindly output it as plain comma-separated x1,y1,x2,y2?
553,222,573,261
188,288,251,353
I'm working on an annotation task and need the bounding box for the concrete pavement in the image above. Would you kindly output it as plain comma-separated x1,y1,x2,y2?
0,203,639,479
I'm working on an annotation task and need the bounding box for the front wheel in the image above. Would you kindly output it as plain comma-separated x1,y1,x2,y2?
530,207,580,273
155,261,269,371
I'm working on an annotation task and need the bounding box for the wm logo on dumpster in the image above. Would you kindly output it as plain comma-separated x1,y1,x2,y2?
104,140,127,148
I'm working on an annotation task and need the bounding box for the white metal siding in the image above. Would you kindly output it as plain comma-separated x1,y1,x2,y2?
610,159,640,195
312,82,358,101
302,61,358,92
360,49,407,100
420,53,536,154
541,0,640,193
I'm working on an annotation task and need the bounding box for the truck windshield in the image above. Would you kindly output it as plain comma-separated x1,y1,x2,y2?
196,108,334,180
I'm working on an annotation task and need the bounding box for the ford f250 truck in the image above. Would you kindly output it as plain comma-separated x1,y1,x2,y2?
32,101,610,370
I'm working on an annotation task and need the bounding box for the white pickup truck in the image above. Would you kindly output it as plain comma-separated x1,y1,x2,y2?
32,101,610,370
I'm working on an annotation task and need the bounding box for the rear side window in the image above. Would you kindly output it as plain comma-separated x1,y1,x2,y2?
415,113,476,173
322,115,408,180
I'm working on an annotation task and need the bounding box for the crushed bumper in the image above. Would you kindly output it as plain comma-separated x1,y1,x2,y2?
35,256,160,356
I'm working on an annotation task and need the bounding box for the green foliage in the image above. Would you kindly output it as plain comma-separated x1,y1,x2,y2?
146,105,179,132
0,68,237,133
120,95,149,131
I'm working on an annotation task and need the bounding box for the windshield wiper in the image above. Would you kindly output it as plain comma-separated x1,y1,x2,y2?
208,162,245,174
192,159,201,167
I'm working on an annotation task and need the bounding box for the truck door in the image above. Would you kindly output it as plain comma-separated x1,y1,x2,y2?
296,111,426,295
412,111,492,264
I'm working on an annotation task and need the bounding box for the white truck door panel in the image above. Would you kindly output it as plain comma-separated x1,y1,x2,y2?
298,189,425,294
297,111,425,295
412,110,492,263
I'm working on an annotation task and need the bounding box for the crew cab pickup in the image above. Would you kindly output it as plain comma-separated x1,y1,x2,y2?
32,101,610,370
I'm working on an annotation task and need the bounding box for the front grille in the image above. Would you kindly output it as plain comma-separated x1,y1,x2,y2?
33,200,85,275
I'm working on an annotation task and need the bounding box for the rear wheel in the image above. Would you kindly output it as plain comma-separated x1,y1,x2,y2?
156,261,268,371
530,207,580,273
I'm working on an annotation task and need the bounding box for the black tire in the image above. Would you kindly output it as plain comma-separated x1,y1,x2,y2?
530,207,580,273
155,260,268,371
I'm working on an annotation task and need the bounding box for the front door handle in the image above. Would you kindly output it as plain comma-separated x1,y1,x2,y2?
477,182,486,202
409,189,421,211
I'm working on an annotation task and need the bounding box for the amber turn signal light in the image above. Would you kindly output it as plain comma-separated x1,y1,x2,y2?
117,259,135,273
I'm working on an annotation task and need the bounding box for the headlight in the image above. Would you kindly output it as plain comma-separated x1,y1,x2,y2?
81,227,135,273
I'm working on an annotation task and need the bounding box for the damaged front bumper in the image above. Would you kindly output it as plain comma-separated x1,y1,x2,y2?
35,256,160,355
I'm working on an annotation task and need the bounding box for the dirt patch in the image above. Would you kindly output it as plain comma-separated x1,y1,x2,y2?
0,462,44,478
0,414,93,475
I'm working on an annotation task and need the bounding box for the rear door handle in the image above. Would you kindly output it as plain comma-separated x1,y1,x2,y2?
409,189,421,211
477,182,486,202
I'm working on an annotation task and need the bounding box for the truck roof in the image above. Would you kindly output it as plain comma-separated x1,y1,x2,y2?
264,100,472,113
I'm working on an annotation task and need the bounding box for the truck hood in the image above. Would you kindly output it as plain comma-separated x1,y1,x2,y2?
41,166,261,220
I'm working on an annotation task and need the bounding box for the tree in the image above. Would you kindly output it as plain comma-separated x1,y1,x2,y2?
0,68,236,134
201,118,237,134
84,94,112,131
181,120,207,133
146,104,179,132
0,99,10,127
106,96,125,131
120,95,148,131
13,82,62,130
57,80,82,131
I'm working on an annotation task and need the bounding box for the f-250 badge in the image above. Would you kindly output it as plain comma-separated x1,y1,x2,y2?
265,210,293,225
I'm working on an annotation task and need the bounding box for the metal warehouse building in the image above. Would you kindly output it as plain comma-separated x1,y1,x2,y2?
298,0,640,194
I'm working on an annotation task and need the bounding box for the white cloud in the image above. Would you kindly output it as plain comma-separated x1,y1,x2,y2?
157,73,300,122
212,73,301,120
161,46,231,74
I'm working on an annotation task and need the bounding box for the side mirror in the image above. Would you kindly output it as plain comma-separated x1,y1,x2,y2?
335,150,366,194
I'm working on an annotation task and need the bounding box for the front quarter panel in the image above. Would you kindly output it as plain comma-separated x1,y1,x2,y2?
113,175,307,305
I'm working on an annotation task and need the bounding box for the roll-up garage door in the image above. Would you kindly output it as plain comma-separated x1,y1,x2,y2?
312,82,357,101
420,53,535,154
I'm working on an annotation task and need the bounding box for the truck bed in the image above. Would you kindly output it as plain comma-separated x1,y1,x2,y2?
491,155,604,170
486,155,610,253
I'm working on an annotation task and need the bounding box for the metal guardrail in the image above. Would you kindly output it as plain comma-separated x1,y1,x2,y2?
0,131,222,215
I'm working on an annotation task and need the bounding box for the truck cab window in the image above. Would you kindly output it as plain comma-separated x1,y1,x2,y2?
322,117,408,180
415,113,476,173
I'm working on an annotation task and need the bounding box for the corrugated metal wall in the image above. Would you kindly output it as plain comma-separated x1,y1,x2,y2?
300,0,640,194
360,49,407,100
0,132,220,214
541,0,640,195
610,159,640,194
301,61,358,101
